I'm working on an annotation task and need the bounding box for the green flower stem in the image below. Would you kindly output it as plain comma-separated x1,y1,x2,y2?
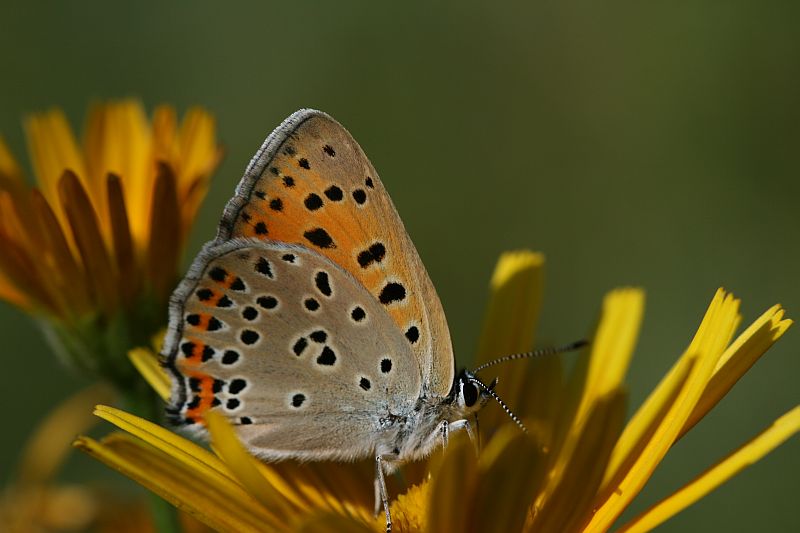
125,381,181,533
149,491,182,533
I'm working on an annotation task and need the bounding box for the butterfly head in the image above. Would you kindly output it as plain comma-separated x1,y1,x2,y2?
452,367,530,434
453,368,497,415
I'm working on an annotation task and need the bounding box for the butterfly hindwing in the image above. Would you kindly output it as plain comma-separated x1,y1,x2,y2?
164,239,422,461
215,110,454,396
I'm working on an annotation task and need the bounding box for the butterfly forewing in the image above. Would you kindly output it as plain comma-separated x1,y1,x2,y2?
164,239,421,461
215,110,454,396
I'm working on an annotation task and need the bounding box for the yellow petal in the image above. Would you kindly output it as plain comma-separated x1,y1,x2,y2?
680,305,792,438
603,289,739,486
297,512,375,533
93,405,238,489
427,432,478,533
146,163,181,302
617,406,800,533
0,271,31,310
150,328,167,353
581,288,644,403
58,170,118,313
30,190,91,314
24,109,88,216
472,425,548,533
17,384,114,485
84,101,152,243
206,411,298,520
175,108,221,235
586,291,741,532
128,347,171,401
0,229,59,313
543,288,643,508
152,105,178,164
476,250,545,361
106,173,140,307
74,433,277,532
603,357,697,491
0,134,24,183
266,461,374,522
530,391,626,533
176,108,218,189
475,251,547,431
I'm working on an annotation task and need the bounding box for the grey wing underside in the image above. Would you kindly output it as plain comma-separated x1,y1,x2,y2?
163,239,422,462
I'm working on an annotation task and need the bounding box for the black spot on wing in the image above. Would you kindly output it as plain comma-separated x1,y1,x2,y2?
304,193,323,211
222,350,240,365
379,282,406,304
315,271,332,296
309,330,327,343
316,346,336,366
293,337,308,356
352,189,367,204
257,295,278,309
201,345,214,362
351,306,366,322
228,379,247,394
240,330,259,345
324,185,343,201
357,242,386,268
255,257,273,278
209,267,227,282
304,228,335,248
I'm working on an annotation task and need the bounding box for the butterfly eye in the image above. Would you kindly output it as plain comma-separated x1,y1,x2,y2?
463,381,479,408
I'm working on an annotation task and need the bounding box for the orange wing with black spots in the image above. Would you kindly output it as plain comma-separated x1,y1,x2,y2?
215,110,454,397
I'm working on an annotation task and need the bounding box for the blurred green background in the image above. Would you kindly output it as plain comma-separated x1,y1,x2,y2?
1,1,798,531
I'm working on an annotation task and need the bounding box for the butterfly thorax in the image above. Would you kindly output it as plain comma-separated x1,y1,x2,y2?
378,369,490,466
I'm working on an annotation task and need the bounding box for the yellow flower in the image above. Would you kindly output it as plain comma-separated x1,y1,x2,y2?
0,101,221,385
1,383,214,533
75,252,798,532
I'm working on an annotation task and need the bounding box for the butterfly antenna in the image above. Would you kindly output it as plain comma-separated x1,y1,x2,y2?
471,339,588,374
468,377,528,434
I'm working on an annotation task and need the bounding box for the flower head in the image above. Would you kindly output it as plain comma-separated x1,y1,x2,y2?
1,382,216,533
76,252,797,531
0,101,221,385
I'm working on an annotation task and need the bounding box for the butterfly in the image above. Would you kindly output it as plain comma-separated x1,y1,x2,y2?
162,109,580,531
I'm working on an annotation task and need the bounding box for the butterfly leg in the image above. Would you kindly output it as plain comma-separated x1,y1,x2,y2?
374,452,399,532
447,418,480,456
439,420,450,448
